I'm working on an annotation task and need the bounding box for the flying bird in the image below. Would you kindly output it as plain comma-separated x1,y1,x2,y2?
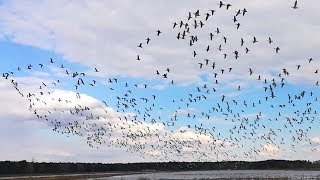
219,1,224,8
146,38,151,44
292,0,298,9
156,30,161,36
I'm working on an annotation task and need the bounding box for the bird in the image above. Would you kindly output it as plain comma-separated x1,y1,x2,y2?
219,1,224,8
221,95,225,102
223,36,227,43
156,30,161,36
215,28,220,34
240,38,244,46
235,9,241,16
236,23,240,29
234,51,239,59
193,51,197,57
209,33,214,41
205,13,210,21
275,47,280,53
187,12,192,20
211,62,216,69
296,65,301,70
206,45,210,52
249,68,253,75
233,16,237,22
204,59,209,65
242,8,247,16
172,22,177,29
253,37,258,43
292,0,298,9
226,4,232,10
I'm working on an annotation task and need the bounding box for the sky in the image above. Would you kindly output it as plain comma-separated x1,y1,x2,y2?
0,0,320,163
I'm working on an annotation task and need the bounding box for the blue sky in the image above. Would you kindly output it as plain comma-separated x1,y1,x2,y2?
0,0,320,163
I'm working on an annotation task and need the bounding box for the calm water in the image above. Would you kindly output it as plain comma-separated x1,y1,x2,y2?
95,170,320,180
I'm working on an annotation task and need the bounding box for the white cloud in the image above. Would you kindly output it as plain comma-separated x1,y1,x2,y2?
259,144,280,157
311,137,320,144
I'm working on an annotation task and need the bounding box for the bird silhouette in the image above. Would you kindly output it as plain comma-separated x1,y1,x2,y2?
292,0,298,9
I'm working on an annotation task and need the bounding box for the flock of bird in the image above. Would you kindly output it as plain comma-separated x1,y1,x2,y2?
2,0,319,161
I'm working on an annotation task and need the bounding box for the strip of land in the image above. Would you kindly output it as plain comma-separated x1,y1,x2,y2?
0,172,142,180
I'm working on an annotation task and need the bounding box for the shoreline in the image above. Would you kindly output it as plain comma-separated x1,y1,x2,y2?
1,170,320,180
0,172,144,180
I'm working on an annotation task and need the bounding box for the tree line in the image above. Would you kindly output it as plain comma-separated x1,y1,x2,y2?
0,160,319,175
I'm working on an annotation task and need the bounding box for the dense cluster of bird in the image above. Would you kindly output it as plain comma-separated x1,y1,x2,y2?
2,0,319,161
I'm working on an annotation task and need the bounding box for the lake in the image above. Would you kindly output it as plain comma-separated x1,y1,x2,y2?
96,170,320,180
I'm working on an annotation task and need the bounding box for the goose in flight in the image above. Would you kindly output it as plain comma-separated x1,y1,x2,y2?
209,33,214,40
205,13,210,21
146,38,150,44
236,23,240,29
242,8,247,16
245,47,250,53
292,0,298,9
187,12,192,20
249,68,253,75
156,30,161,36
233,16,237,23
193,51,197,57
240,38,244,46
198,63,204,69
235,9,241,16
219,1,224,8
253,37,258,43
172,22,177,29
226,4,232,10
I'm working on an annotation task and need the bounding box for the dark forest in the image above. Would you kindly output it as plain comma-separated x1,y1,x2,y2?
0,160,319,175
